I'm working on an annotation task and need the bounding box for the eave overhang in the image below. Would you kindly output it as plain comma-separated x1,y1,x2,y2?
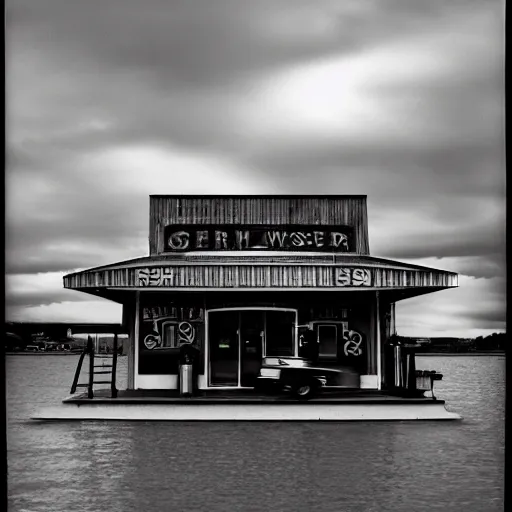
63,253,458,302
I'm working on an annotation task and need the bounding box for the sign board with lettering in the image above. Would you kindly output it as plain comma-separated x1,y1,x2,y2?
149,196,371,255
163,225,355,253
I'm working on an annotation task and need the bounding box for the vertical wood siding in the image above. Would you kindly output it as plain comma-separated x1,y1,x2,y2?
64,266,458,290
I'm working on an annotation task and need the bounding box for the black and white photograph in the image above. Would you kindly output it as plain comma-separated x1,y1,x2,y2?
5,1,505,511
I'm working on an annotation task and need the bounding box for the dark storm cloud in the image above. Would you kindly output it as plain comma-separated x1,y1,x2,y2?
8,0,503,157
6,290,92,308
463,309,506,325
446,257,505,281
395,273,505,335
5,245,145,275
377,225,505,260
5,272,99,309
456,299,506,331
5,166,149,274
10,0,487,86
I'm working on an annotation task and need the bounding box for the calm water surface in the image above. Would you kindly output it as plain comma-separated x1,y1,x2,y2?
6,355,504,512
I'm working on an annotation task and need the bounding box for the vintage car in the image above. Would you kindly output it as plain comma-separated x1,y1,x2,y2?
255,356,360,399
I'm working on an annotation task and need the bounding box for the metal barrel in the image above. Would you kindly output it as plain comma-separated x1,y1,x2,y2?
179,364,194,396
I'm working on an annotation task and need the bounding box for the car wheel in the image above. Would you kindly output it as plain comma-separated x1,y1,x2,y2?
292,380,318,400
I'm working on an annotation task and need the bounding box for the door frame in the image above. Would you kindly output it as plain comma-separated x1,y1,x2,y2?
205,307,298,388
309,321,349,361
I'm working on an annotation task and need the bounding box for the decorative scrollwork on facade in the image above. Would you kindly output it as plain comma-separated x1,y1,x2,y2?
178,321,195,344
335,268,372,287
143,320,162,350
343,329,364,356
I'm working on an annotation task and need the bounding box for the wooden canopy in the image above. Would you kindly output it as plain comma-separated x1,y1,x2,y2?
63,253,458,303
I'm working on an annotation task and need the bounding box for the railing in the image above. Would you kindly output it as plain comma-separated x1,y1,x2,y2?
70,334,118,399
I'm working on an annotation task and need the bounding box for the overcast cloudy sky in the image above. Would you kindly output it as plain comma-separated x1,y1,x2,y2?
6,0,505,338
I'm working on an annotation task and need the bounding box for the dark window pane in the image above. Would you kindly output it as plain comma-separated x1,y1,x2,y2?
209,311,239,386
318,325,337,358
240,311,264,387
265,311,295,356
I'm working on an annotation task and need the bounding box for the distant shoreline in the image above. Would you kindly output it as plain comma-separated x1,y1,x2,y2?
5,352,126,356
417,352,505,357
5,351,81,356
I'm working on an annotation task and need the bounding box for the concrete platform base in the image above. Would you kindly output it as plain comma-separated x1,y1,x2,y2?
31,393,462,421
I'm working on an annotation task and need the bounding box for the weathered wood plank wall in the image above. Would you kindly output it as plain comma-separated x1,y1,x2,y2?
149,196,370,255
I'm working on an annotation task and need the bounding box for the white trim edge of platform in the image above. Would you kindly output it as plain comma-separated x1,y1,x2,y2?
31,402,462,421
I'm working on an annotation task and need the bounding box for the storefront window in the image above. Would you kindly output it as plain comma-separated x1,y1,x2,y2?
209,311,239,386
318,324,337,358
265,311,295,357
208,309,296,386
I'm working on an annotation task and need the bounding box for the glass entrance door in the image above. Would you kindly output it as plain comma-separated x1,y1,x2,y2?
208,311,239,386
208,309,297,387
240,311,264,387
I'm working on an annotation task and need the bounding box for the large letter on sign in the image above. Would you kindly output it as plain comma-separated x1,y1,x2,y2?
352,268,371,286
331,232,349,250
138,268,173,286
138,268,151,286
336,268,351,286
168,231,190,250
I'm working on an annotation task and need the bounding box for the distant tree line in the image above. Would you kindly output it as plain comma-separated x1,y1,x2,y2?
393,332,506,353
5,332,127,354
473,332,506,351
